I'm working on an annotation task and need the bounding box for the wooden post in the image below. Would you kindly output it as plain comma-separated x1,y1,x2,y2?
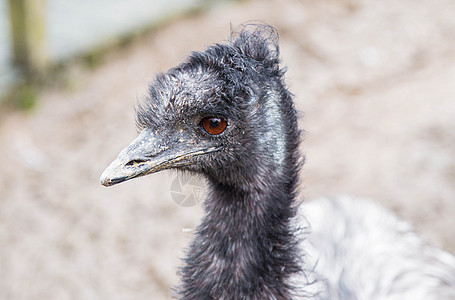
8,0,48,76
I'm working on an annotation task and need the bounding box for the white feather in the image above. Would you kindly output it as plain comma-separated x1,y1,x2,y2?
293,196,455,299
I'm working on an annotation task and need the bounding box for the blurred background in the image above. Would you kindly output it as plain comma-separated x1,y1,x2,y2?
1,0,455,299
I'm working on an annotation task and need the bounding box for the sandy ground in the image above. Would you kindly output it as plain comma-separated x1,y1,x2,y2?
1,0,455,299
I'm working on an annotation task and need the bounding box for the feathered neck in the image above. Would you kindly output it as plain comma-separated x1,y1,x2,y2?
179,180,302,299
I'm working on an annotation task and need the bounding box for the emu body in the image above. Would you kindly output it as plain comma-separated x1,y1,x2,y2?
101,25,455,299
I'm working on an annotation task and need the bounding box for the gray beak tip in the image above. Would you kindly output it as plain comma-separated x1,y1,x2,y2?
100,168,114,187
100,176,111,187
99,157,125,187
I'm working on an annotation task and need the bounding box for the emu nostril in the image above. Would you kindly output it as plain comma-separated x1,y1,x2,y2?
126,159,147,166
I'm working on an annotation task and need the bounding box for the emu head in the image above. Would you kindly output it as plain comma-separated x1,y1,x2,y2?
101,26,295,190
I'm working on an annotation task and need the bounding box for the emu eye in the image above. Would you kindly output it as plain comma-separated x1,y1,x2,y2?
201,117,227,135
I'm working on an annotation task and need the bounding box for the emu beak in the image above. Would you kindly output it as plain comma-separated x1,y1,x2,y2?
100,129,220,187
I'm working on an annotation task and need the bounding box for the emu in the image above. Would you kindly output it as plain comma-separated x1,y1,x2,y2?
100,25,455,299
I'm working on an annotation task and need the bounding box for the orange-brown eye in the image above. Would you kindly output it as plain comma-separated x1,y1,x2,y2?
201,117,227,135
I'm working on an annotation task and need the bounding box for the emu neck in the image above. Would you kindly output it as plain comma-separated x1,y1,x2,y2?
180,172,301,299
